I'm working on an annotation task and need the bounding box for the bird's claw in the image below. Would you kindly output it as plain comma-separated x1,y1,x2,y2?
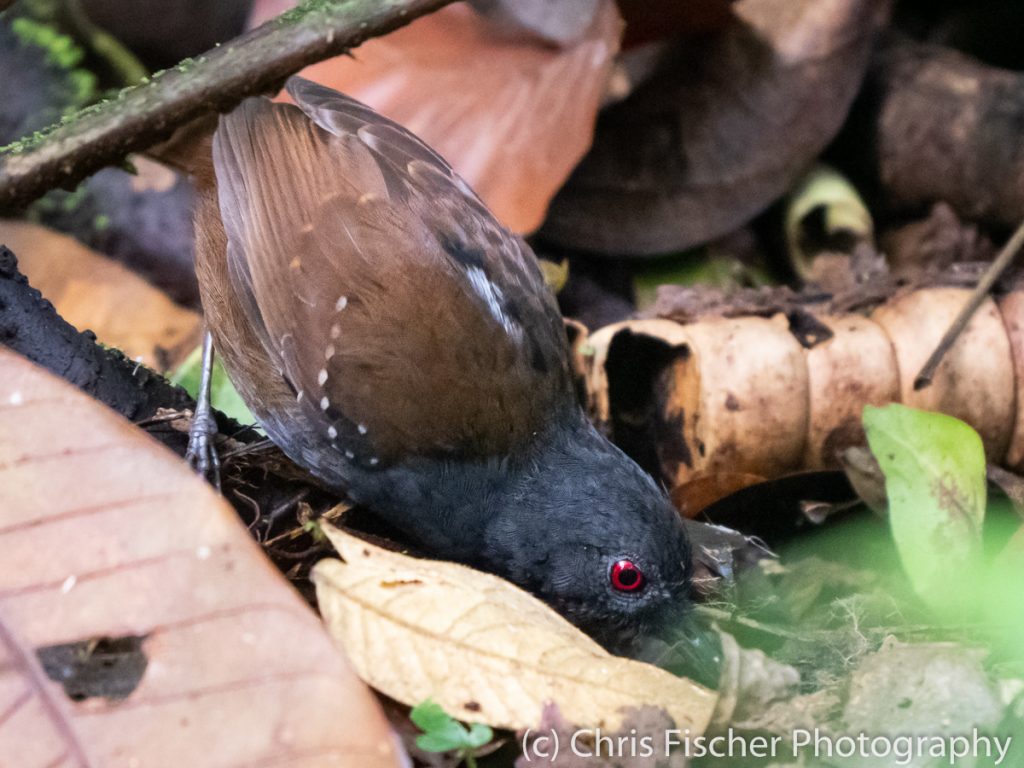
185,407,222,491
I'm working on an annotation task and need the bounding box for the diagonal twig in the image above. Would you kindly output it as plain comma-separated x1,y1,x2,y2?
0,0,454,212
914,216,1024,390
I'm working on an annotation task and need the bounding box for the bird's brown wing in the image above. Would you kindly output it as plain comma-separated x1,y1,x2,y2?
211,78,574,469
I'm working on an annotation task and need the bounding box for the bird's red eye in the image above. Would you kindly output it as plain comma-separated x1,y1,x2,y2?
610,559,645,593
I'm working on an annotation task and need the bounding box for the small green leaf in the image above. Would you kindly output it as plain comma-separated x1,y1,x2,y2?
409,699,452,734
410,699,493,757
410,700,469,752
415,729,464,754
632,249,772,310
301,520,327,543
538,258,569,294
464,722,494,750
863,404,985,615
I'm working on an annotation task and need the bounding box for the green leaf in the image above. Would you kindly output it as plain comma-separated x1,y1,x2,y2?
410,700,493,757
415,730,465,754
169,344,259,430
410,700,469,753
538,258,569,294
409,699,452,734
632,249,772,310
464,722,494,750
863,404,985,615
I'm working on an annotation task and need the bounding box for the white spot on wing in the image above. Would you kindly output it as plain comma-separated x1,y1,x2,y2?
330,323,342,339
357,125,384,152
454,175,475,198
464,266,519,337
320,396,329,411
335,296,348,311
327,426,338,439
317,369,328,386
358,423,368,435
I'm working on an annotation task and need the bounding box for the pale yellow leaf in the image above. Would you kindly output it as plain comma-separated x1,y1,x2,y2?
313,521,717,733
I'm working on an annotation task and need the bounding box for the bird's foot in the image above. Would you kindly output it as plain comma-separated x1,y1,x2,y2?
185,329,222,491
185,406,222,492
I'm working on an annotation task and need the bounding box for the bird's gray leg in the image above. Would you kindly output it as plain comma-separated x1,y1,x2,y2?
185,329,222,491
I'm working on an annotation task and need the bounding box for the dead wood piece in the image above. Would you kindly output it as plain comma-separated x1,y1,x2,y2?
881,203,995,276
859,34,1024,228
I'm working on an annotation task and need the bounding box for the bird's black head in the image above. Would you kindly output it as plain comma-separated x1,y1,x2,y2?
485,415,693,653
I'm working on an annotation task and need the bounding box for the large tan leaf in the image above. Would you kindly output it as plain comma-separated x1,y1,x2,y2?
0,220,201,370
313,522,717,733
0,348,403,768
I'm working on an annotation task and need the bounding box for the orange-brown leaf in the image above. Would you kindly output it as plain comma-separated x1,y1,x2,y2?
0,221,200,371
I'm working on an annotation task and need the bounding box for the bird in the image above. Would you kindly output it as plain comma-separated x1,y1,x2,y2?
191,77,692,653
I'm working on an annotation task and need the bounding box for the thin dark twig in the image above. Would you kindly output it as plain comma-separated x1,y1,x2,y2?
231,489,263,534
219,437,276,462
265,542,331,560
0,0,455,210
265,489,311,525
135,410,191,428
914,217,1024,390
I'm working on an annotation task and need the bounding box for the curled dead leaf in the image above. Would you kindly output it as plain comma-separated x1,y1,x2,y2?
583,284,1024,485
713,631,801,728
872,289,1014,460
313,521,717,733
859,36,1024,230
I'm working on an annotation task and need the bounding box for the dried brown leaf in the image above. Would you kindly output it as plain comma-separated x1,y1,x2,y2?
671,473,766,518
251,0,622,234
0,348,402,767
0,221,201,370
313,522,717,733
713,631,800,727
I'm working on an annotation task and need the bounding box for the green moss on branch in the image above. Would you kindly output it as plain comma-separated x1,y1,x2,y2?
0,0,454,211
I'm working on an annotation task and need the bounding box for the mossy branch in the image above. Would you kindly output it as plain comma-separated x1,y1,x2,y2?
0,0,454,211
